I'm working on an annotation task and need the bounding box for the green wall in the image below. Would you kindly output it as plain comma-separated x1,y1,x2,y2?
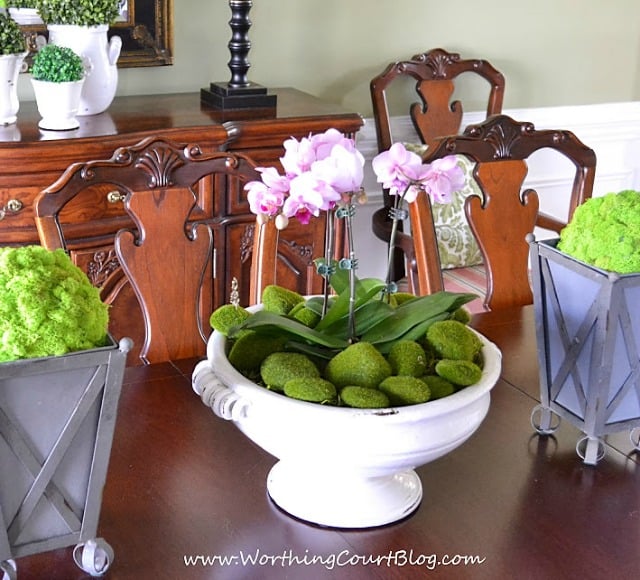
21,0,640,116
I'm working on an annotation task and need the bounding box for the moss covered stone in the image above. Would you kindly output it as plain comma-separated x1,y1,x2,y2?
435,359,483,387
421,375,456,400
387,340,427,377
325,342,392,389
340,386,390,409
426,320,483,361
451,307,472,325
260,352,320,392
228,331,287,376
378,376,431,406
261,285,305,315
209,304,251,336
284,377,337,404
289,303,321,327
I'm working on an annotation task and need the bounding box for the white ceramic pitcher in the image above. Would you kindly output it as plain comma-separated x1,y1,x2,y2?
0,52,28,126
47,24,122,116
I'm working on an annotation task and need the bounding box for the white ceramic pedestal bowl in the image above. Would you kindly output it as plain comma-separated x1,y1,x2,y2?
193,326,501,529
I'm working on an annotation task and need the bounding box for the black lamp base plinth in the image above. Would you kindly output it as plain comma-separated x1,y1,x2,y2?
201,82,277,110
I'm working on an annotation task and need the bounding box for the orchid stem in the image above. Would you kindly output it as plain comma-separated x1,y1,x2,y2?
383,184,410,298
322,208,335,318
345,201,357,342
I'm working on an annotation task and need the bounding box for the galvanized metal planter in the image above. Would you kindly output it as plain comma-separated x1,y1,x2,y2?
529,238,640,465
0,336,131,579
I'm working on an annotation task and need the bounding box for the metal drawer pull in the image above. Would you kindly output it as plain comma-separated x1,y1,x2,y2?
0,199,23,220
107,190,125,204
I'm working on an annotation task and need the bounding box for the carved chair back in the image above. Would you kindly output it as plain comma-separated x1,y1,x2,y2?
35,137,260,364
370,48,506,279
370,47,505,154
408,114,597,310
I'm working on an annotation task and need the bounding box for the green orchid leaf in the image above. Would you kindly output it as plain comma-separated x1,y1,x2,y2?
231,310,349,349
361,291,476,344
301,296,330,315
318,299,396,337
314,277,386,331
374,312,450,354
284,340,341,360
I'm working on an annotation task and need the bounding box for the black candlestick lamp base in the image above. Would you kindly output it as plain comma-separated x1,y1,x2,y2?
201,82,277,110
201,0,277,111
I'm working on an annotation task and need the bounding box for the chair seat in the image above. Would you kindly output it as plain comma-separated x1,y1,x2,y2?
442,265,488,313
396,264,488,314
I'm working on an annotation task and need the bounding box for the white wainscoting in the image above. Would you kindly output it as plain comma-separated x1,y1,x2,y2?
353,101,640,279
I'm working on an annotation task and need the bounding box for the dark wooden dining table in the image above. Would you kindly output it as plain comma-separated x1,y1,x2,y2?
13,305,640,579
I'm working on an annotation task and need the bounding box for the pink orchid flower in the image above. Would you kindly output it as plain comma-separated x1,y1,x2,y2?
371,142,424,197
310,128,358,160
372,142,464,204
311,144,365,195
280,135,317,177
245,180,286,217
284,172,336,224
256,166,291,195
421,156,466,204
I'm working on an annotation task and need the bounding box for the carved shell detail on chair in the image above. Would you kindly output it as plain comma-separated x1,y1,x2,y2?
411,48,460,78
464,117,536,160
135,146,185,188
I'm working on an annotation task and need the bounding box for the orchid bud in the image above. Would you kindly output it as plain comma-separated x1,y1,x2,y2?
275,214,289,230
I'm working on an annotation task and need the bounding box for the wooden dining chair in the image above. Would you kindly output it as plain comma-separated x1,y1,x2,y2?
370,47,506,281
34,136,261,364
406,114,597,311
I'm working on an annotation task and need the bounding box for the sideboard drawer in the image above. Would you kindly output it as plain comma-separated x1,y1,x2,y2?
1,187,40,244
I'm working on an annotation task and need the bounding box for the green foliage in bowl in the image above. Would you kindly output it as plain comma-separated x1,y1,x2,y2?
211,269,485,408
31,43,84,82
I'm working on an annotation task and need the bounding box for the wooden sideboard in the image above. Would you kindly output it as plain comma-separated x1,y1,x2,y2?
0,90,364,363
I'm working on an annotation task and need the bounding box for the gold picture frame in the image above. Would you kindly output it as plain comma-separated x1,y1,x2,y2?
23,0,173,68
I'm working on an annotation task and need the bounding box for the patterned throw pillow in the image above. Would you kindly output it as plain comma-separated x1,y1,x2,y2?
404,144,483,269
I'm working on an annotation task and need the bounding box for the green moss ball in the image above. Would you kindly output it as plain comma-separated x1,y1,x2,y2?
284,377,337,404
435,359,483,387
378,376,431,406
387,340,427,377
450,307,472,325
325,342,392,389
288,303,321,327
421,375,456,400
261,285,305,315
386,292,416,307
260,352,320,392
426,320,483,361
0,246,108,362
209,304,251,335
393,292,418,305
228,331,287,376
340,386,390,409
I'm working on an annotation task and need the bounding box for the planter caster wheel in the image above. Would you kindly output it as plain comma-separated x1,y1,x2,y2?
530,404,560,435
576,436,605,465
73,538,114,576
1,560,16,580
